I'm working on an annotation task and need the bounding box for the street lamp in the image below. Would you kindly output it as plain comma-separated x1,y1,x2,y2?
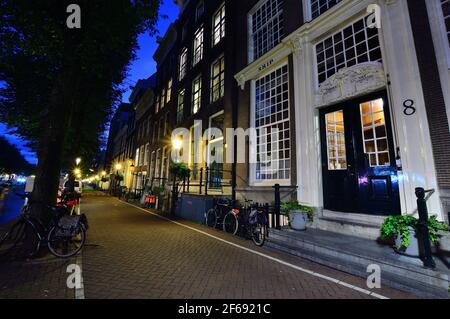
172,137,182,150
73,168,81,176
75,157,81,166
101,171,107,176
115,163,122,171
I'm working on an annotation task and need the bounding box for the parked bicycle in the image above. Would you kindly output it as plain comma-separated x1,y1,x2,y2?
205,197,233,229
0,193,88,259
223,199,269,246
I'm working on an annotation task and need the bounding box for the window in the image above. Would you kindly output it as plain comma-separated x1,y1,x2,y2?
249,0,284,62
150,151,155,179
161,88,166,109
441,0,450,46
212,3,226,46
155,149,161,178
360,98,390,167
139,145,145,166
159,117,164,139
164,113,169,136
179,48,188,80
152,123,157,143
325,110,346,170
192,76,202,114
135,148,140,167
196,1,204,21
155,94,160,113
315,16,382,85
144,143,149,165
193,27,204,66
161,147,169,180
177,89,185,124
254,64,290,181
166,79,172,103
310,0,342,19
211,56,225,102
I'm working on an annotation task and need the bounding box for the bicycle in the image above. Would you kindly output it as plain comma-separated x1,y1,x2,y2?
223,199,269,247
0,193,87,259
205,197,233,229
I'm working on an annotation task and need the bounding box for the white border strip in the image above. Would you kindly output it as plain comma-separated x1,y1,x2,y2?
74,252,85,299
119,200,389,299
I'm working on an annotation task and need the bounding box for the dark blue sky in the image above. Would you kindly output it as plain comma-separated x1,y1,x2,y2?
0,0,179,165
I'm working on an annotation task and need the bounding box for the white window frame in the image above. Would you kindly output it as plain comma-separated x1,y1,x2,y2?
144,143,150,166
193,27,204,66
177,89,185,124
211,55,225,102
192,75,202,114
212,3,226,46
250,60,291,186
166,79,172,103
439,0,450,66
247,0,284,64
207,111,225,166
179,47,188,80
313,14,383,89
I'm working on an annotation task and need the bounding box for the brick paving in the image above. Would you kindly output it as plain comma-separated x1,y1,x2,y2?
80,194,415,299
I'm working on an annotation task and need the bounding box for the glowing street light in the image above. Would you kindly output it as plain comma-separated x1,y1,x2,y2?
101,171,107,176
75,157,81,166
73,168,81,175
172,137,183,150
115,163,122,171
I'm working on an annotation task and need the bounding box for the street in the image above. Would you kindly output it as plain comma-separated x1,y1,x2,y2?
77,193,414,299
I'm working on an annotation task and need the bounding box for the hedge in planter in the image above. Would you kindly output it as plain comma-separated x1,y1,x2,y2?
380,215,448,249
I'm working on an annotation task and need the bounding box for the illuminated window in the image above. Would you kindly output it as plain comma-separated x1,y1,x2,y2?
192,76,202,114
249,0,284,62
360,98,390,167
177,89,185,124
166,79,172,103
193,27,204,66
211,56,225,102
325,110,347,170
212,3,225,46
179,48,188,80
255,64,290,181
315,16,382,85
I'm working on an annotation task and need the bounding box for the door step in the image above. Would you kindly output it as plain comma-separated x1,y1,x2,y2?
266,228,450,298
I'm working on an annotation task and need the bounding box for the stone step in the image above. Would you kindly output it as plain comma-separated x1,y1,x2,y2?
312,216,382,240
266,228,450,298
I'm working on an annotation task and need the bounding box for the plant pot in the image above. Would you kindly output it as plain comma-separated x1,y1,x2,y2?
289,210,308,231
394,226,420,257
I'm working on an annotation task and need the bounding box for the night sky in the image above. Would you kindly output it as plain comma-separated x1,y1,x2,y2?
0,0,179,165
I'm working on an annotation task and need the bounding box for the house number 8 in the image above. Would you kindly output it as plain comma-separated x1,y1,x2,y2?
403,99,416,116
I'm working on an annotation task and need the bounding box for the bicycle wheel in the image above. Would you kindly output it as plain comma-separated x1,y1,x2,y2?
0,220,26,256
205,208,218,228
47,224,86,258
223,211,239,235
251,223,267,246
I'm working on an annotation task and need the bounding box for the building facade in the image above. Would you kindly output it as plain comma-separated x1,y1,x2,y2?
235,0,449,238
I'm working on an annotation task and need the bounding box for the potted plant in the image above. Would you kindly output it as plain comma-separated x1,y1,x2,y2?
281,200,314,231
380,215,448,257
169,162,191,181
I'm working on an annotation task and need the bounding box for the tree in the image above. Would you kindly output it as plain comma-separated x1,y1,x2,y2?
0,136,33,175
0,0,161,222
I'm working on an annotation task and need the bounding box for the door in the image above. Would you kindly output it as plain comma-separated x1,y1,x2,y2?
320,91,400,216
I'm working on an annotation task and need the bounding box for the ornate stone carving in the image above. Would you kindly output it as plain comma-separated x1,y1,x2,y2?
285,34,303,58
315,62,386,107
235,74,246,90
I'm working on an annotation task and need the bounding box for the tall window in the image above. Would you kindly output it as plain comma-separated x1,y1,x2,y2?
212,3,226,46
360,98,390,167
254,64,290,181
193,27,204,66
166,79,172,103
442,0,450,46
179,48,188,80
155,94,160,113
192,76,202,114
161,147,169,180
310,0,342,19
177,89,185,124
325,110,346,170
164,113,170,136
139,145,145,166
196,1,205,21
315,16,382,85
144,143,150,165
159,117,164,139
211,56,225,102
162,88,167,109
249,0,284,62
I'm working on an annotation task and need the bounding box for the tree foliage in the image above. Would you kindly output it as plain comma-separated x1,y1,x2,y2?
0,135,33,175
0,0,161,220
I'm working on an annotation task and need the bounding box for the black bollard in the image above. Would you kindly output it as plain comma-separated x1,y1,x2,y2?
415,187,436,269
273,184,281,230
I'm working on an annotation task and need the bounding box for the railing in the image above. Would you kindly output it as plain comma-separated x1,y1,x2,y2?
179,166,233,196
